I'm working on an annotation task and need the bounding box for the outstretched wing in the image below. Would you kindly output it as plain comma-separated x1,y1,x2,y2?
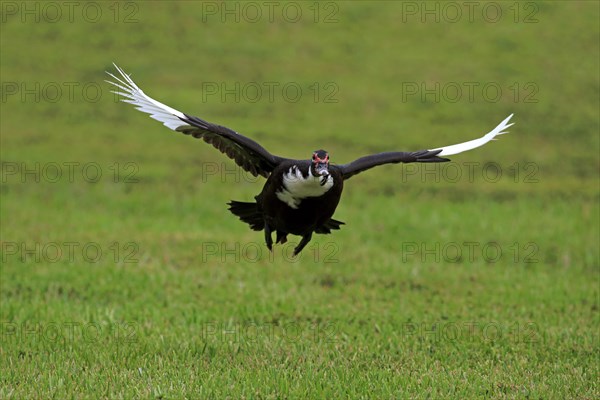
106,64,286,178
337,114,514,180
337,150,449,180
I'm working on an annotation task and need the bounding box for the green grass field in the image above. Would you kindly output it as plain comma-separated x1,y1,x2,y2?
1,1,598,398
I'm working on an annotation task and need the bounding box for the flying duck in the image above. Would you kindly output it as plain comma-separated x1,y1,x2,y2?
106,65,514,256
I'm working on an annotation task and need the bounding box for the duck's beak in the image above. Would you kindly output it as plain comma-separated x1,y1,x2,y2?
315,162,329,177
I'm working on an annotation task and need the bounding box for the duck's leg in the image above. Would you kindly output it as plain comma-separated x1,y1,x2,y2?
264,223,273,251
293,232,313,256
276,231,288,244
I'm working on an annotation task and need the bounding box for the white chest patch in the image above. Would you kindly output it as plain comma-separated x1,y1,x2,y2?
276,166,334,209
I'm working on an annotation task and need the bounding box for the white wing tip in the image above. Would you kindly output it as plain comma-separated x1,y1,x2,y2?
106,63,188,130
429,114,515,157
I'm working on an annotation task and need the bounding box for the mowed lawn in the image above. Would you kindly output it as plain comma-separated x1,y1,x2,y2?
1,1,598,398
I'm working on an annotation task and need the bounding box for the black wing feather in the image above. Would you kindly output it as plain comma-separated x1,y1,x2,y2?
106,64,287,178
338,149,449,180
176,114,286,178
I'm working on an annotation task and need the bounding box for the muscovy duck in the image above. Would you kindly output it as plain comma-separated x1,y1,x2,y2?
107,65,514,256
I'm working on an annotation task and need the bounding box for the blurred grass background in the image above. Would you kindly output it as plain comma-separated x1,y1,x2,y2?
1,1,598,398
